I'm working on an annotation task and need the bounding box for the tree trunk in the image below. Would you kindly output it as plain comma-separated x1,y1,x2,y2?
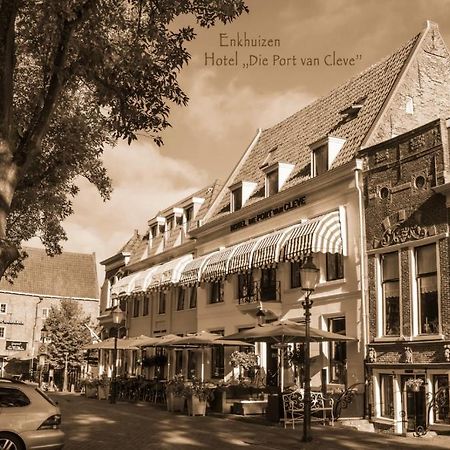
0,139,20,278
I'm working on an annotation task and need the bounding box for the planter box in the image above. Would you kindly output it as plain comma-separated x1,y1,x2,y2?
186,396,207,416
97,385,110,400
167,392,185,412
173,396,185,412
85,386,97,399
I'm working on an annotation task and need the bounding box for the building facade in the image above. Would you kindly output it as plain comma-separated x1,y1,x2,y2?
99,21,450,425
0,247,99,377
362,119,450,433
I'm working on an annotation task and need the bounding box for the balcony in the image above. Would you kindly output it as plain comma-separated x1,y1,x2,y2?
237,280,281,305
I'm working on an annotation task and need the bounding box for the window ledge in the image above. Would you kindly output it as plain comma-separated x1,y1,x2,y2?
206,302,225,307
286,278,347,293
373,336,406,343
316,278,346,288
372,417,395,425
409,334,445,341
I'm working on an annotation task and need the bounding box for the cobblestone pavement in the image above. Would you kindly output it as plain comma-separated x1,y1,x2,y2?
53,393,450,450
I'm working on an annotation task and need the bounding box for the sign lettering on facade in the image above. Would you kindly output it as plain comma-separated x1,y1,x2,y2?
6,341,27,351
0,319,24,325
230,196,306,232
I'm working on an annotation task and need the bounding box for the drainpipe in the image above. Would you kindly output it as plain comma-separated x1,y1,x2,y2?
354,159,370,418
354,159,368,351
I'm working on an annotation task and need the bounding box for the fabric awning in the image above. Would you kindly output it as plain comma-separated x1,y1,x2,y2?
252,228,293,268
111,273,139,297
130,266,159,293
227,239,261,274
281,211,343,261
179,252,217,286
201,245,238,282
148,255,193,290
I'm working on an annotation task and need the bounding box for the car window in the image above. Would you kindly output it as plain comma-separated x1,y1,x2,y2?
0,387,30,407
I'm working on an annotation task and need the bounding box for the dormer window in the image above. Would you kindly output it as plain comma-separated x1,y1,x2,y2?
263,162,294,198
166,215,174,231
150,224,158,238
266,169,279,196
185,206,193,223
311,136,346,177
313,144,328,176
232,186,243,211
229,181,257,212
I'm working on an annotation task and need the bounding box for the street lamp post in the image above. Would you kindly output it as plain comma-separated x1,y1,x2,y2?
39,325,49,388
110,304,125,404
299,255,320,443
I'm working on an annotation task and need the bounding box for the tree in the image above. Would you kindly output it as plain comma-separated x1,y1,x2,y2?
44,299,92,370
0,0,248,279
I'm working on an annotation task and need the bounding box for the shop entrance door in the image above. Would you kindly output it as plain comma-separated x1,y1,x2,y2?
266,344,278,387
401,375,426,432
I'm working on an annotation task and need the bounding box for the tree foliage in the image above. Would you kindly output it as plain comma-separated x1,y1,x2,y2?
0,0,248,279
44,299,92,369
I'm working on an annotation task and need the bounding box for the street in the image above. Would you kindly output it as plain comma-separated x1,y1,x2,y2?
54,393,450,450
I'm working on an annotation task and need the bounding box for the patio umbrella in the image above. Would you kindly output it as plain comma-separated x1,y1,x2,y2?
222,320,357,343
222,320,357,390
83,337,139,350
171,331,253,381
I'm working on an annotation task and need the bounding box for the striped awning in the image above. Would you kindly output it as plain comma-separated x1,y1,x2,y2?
148,255,193,290
111,273,139,298
201,245,238,282
252,228,293,268
179,252,217,286
281,211,343,261
130,266,160,293
227,239,261,274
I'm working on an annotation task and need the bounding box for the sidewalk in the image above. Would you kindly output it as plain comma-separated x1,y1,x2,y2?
54,393,450,450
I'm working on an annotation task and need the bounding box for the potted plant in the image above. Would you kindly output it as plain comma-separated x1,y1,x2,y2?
229,351,259,381
81,375,97,398
405,378,424,392
95,374,111,400
183,377,215,416
166,373,185,412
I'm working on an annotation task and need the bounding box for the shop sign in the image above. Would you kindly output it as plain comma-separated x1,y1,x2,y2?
6,341,27,351
0,319,24,325
230,196,306,232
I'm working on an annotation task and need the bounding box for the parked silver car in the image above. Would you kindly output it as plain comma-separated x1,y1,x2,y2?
0,378,64,450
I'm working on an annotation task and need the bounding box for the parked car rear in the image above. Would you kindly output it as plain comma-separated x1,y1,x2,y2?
0,378,64,450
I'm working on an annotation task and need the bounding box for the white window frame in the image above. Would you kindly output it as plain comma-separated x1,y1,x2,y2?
42,308,49,319
265,168,279,197
231,186,243,212
411,243,441,337
376,252,402,338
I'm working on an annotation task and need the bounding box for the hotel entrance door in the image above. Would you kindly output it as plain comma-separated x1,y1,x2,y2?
401,375,426,432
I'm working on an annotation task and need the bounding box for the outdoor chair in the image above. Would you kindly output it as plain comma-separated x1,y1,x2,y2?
282,390,334,429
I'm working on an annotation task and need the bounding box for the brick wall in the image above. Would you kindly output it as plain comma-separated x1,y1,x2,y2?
362,120,450,362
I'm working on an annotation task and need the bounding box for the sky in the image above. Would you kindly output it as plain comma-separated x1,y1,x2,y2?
47,0,450,285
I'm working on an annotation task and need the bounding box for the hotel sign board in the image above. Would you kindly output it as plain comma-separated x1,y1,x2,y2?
6,341,27,351
230,196,306,232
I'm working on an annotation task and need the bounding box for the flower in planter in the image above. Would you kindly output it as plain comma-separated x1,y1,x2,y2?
182,376,216,401
166,373,185,397
405,378,424,391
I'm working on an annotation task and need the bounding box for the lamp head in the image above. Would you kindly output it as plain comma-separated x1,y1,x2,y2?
41,325,49,340
300,255,320,292
111,304,125,325
256,307,266,325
